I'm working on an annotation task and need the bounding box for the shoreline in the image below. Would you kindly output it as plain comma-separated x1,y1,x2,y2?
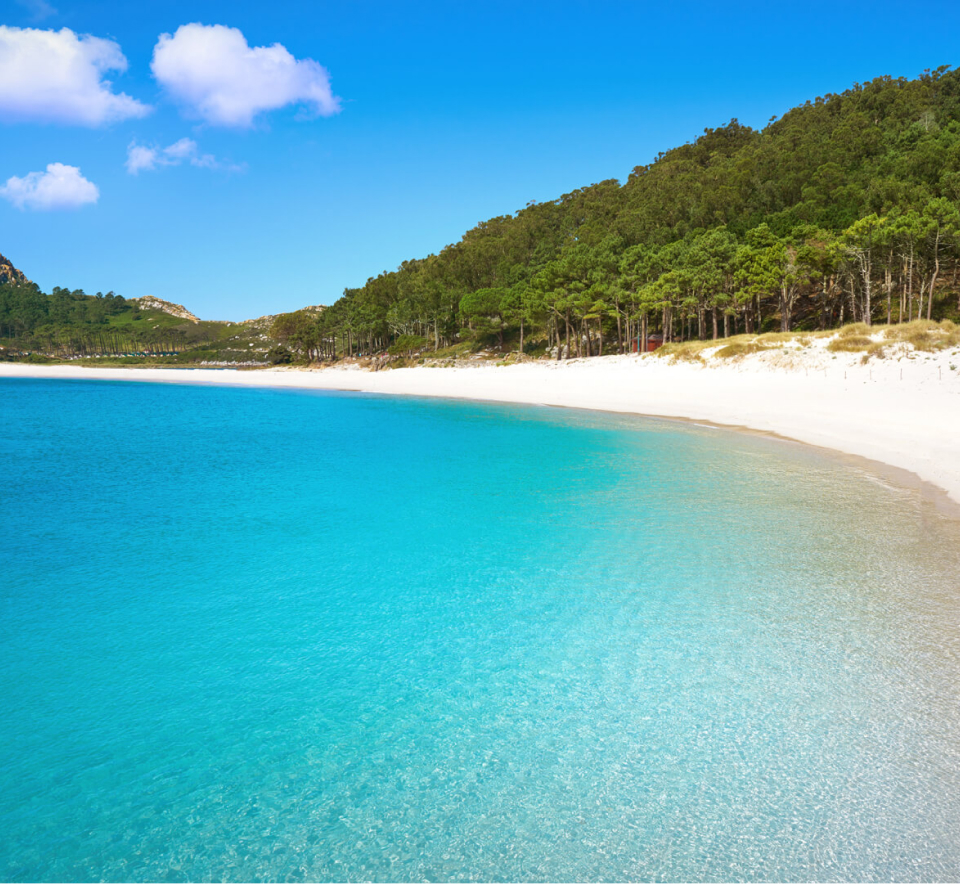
3,352,960,513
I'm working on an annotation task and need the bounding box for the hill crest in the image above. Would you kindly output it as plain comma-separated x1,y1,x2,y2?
0,252,29,286
132,296,199,323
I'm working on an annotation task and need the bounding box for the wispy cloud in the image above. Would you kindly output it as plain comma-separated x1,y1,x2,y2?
151,23,340,127
0,162,98,210
14,0,57,23
125,137,245,174
0,26,149,126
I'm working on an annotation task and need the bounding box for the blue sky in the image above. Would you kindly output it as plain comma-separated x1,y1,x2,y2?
2,0,960,320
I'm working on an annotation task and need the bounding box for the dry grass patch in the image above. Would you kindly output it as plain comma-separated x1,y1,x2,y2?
658,332,804,360
714,341,770,359
860,344,887,363
755,331,804,344
882,319,960,351
827,335,874,353
837,322,872,338
656,340,712,362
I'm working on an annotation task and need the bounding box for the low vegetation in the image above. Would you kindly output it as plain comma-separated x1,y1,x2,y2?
649,318,960,365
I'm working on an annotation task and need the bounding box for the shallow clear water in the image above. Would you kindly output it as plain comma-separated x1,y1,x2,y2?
2,378,959,882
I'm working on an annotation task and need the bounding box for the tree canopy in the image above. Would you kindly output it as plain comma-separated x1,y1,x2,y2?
264,66,960,361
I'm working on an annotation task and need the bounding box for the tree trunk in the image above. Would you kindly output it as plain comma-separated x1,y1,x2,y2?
908,248,915,322
885,267,892,325
900,260,906,322
928,232,940,321
863,266,872,326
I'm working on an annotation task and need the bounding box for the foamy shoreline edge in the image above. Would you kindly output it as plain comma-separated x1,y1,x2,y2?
3,354,959,513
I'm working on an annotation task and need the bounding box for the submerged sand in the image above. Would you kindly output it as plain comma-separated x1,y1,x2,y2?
3,345,959,508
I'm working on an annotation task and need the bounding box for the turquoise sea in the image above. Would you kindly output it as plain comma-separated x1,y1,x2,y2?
2,378,960,882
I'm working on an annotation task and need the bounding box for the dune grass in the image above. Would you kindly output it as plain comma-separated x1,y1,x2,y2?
656,340,713,362
714,341,770,359
755,331,812,345
838,322,872,338
824,319,959,356
881,319,960,351
651,319,959,364
657,333,777,362
827,335,875,353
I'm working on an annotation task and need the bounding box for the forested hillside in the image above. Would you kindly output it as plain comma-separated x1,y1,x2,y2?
5,67,960,365
0,284,270,363
271,66,960,361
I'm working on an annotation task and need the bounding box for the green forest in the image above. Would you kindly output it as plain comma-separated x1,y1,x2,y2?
0,284,271,363
4,66,960,365
270,66,960,362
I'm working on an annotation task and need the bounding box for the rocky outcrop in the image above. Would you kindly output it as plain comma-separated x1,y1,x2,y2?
243,304,325,328
131,296,199,323
0,252,29,285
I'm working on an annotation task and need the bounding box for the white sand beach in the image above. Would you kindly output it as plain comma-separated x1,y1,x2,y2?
4,342,960,509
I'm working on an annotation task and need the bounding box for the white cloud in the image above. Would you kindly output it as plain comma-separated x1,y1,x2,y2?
0,162,99,210
125,137,244,174
0,26,150,126
151,23,340,127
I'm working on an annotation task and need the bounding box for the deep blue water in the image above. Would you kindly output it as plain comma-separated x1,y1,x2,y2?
2,378,960,882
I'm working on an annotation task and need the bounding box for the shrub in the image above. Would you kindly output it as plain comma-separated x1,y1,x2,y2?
266,346,294,365
388,334,427,356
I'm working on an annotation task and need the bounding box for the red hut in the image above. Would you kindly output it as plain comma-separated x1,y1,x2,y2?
632,334,664,353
